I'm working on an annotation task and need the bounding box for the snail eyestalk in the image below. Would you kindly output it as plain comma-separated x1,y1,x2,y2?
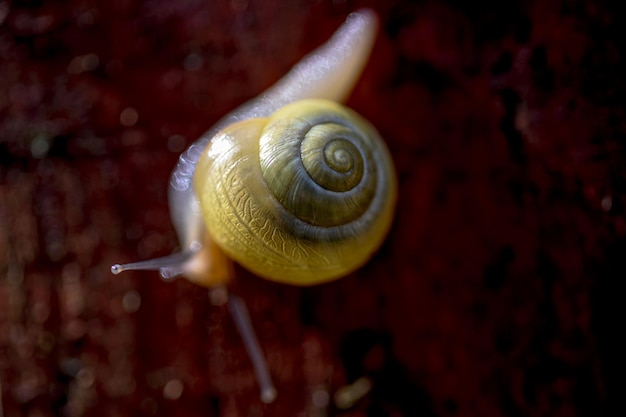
111,251,192,280
111,242,202,280
227,294,277,403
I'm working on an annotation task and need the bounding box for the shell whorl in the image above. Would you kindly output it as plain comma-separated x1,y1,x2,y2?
194,99,396,285
259,100,377,228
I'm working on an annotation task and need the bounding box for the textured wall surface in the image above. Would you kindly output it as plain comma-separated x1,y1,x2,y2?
0,0,622,416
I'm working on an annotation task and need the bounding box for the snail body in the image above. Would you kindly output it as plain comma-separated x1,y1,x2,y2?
113,9,394,287
111,9,394,403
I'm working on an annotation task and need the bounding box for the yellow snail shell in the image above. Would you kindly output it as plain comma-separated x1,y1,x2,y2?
194,99,396,285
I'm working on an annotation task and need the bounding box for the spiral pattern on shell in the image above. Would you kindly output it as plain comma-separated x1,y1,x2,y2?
194,99,396,285
260,100,379,228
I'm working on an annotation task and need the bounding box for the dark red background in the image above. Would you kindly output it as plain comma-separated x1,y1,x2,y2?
0,0,622,416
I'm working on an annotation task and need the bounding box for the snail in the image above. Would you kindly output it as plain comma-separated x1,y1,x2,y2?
111,9,396,403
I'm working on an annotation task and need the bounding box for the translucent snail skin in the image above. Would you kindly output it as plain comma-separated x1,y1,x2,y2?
111,9,396,403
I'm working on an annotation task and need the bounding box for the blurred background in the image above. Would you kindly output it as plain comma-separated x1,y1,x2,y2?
0,0,623,416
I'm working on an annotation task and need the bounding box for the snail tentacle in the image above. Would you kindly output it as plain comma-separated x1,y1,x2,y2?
227,294,277,403
110,249,194,280
111,240,203,279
